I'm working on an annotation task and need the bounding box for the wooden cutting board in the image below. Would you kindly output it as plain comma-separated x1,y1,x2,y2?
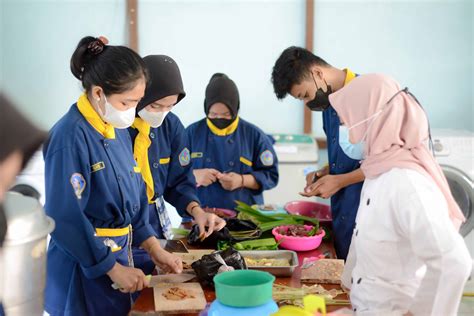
175,249,214,270
301,259,345,284
153,282,207,314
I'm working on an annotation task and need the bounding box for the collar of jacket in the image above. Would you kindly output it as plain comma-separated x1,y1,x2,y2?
76,93,115,139
206,116,240,136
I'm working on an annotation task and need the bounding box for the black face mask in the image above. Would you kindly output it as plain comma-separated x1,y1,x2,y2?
209,118,234,129
0,203,7,247
305,74,333,112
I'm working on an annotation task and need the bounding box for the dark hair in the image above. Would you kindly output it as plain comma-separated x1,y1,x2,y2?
70,36,147,95
271,46,330,99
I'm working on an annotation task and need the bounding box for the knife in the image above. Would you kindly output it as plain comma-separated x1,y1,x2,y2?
111,273,196,290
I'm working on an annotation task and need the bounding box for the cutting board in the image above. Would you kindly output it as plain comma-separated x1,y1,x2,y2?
153,282,207,314
301,259,345,284
176,249,214,269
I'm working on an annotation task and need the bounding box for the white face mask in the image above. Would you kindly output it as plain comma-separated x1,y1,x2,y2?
138,108,170,128
97,94,136,129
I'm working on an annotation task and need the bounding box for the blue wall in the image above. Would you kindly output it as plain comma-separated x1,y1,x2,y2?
1,0,472,135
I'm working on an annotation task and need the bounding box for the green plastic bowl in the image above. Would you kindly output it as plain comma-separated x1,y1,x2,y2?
213,270,275,307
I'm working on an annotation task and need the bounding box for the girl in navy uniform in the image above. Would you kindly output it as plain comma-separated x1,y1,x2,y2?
186,73,279,210
130,55,225,274
43,37,182,316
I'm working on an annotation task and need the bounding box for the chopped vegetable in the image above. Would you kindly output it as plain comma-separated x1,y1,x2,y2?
217,238,279,251
278,225,322,237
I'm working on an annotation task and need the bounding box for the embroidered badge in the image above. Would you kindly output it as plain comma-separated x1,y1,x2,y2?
70,173,86,199
260,150,274,166
91,161,105,173
179,148,191,166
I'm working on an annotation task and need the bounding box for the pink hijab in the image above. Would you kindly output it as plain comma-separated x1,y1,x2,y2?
329,73,465,230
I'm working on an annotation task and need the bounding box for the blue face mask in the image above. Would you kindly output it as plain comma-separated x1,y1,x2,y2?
339,125,365,160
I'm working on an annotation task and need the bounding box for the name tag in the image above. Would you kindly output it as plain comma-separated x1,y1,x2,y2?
91,161,105,173
240,156,253,167
191,152,203,158
159,157,171,164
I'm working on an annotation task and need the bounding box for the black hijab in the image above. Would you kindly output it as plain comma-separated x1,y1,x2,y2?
136,55,186,113
204,73,240,129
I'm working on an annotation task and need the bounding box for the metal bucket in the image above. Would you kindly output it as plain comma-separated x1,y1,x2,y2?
2,192,55,316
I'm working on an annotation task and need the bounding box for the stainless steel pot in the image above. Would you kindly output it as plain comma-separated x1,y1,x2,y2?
2,192,55,316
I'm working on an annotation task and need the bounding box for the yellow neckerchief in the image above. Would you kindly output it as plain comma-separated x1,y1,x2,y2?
206,116,240,136
131,117,155,203
76,93,115,139
343,68,356,86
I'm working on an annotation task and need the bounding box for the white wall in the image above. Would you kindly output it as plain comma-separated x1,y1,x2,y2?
311,0,474,136
138,0,306,134
0,0,472,136
1,0,127,128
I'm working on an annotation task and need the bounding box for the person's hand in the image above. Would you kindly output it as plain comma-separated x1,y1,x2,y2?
305,166,330,187
192,207,226,239
193,169,220,187
403,312,413,316
149,245,183,274
107,262,149,293
217,172,244,191
300,174,344,199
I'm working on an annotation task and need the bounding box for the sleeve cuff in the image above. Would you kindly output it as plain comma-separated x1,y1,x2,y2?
132,223,156,246
250,171,266,194
166,192,200,217
81,251,116,279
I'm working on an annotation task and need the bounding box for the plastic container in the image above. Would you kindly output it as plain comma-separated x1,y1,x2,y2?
284,201,332,223
206,299,278,316
213,270,275,307
240,250,298,276
272,225,325,252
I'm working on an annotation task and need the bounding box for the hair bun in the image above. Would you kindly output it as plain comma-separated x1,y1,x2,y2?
87,36,108,55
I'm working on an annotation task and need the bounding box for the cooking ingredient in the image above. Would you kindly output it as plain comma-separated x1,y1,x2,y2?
278,225,321,237
172,227,190,237
300,259,345,284
162,287,195,301
235,201,319,232
217,238,279,251
273,283,346,306
245,258,290,267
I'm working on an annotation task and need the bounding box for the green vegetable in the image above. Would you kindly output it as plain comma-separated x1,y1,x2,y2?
172,227,190,237
235,201,319,232
307,226,318,236
217,238,279,251
234,242,244,250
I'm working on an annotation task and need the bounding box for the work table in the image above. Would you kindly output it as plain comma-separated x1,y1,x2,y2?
130,238,350,315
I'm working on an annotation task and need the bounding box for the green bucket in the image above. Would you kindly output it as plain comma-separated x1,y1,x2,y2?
213,270,275,307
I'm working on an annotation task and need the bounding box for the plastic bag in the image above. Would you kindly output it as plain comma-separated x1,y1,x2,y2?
191,248,247,287
186,218,261,248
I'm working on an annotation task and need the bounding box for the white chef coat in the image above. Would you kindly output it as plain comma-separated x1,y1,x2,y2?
342,168,471,316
